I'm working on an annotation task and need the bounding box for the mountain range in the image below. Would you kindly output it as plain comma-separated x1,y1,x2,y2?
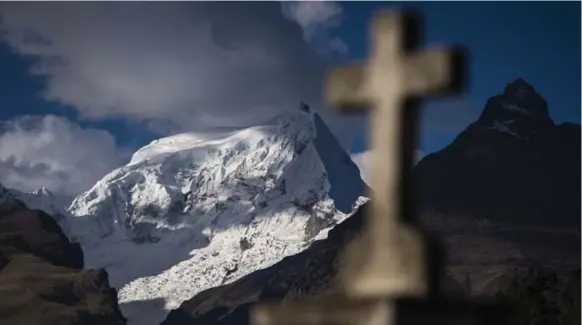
1,79,579,325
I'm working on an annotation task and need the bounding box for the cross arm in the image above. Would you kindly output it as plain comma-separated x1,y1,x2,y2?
325,63,370,114
403,46,466,97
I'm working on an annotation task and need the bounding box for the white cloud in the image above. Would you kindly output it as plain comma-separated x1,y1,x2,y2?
0,2,349,135
0,115,128,196
281,1,347,55
351,149,424,188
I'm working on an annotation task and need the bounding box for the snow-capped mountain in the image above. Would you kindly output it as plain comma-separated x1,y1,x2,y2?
0,182,72,223
64,108,368,325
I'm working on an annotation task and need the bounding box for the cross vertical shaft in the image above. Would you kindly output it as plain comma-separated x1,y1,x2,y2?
333,11,437,299
368,10,403,231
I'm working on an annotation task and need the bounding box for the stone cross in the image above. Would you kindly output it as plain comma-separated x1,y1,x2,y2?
252,9,513,325
322,9,466,300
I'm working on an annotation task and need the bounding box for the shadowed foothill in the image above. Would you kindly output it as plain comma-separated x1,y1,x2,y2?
0,198,126,325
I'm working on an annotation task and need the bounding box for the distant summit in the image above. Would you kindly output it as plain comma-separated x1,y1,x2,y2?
414,79,580,228
31,187,55,197
477,78,554,139
0,182,71,224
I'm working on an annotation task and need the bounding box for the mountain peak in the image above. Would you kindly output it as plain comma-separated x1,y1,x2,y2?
503,78,536,97
32,187,54,196
478,79,554,139
65,105,367,324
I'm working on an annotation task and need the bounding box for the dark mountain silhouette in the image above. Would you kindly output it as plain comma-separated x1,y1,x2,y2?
414,78,580,228
0,198,126,325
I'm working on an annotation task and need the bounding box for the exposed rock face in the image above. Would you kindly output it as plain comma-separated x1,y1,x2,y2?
414,78,580,228
0,198,126,325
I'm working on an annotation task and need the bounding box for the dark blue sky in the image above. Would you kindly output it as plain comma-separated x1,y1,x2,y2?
1,1,580,156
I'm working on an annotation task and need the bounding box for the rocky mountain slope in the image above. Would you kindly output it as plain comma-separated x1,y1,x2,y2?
0,196,126,325
414,78,580,228
161,206,580,325
61,108,368,325
160,79,580,325
160,205,462,325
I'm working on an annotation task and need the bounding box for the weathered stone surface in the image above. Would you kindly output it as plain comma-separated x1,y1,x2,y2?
323,10,466,301
0,198,126,325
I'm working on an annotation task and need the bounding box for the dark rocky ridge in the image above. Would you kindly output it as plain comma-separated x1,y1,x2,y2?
0,198,126,325
414,78,580,228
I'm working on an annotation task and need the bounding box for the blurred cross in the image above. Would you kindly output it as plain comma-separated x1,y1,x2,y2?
252,9,513,325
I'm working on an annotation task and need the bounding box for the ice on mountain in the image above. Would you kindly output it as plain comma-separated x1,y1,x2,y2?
485,119,526,139
502,103,531,115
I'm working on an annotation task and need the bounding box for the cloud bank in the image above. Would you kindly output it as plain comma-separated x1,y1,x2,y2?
0,115,129,196
0,2,343,133
0,2,366,194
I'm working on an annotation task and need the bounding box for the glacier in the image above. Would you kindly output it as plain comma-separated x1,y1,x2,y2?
58,108,368,325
